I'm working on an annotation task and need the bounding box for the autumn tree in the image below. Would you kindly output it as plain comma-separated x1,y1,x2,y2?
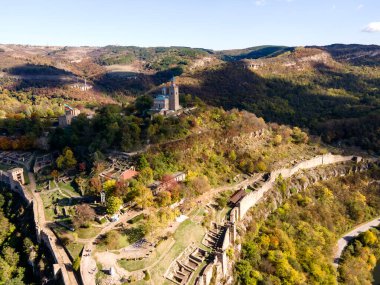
89,177,102,193
73,204,95,228
134,184,154,209
56,147,77,170
75,177,88,196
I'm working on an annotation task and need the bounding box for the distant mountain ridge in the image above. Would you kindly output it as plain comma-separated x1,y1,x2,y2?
0,43,379,152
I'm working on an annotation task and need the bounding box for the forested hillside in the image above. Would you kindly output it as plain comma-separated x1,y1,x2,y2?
180,47,380,152
0,187,52,284
0,44,379,152
235,169,380,285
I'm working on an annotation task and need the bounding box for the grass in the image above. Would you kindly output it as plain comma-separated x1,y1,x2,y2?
151,216,206,284
40,192,59,221
119,213,206,285
66,242,84,260
76,226,102,239
118,238,174,271
97,230,129,251
58,182,79,196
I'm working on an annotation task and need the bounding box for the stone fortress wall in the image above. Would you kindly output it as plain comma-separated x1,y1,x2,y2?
237,153,355,220
196,153,373,285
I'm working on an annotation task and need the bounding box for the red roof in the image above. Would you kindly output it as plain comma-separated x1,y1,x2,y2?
119,169,139,181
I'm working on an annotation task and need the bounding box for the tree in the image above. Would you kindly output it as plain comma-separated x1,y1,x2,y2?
138,167,154,184
229,150,237,161
360,230,378,246
157,191,172,207
89,177,102,193
106,196,123,215
138,155,150,170
273,134,283,146
103,179,117,194
75,177,88,196
188,176,210,197
56,147,77,170
134,184,154,209
73,204,95,228
73,256,81,271
135,95,153,114
51,170,59,181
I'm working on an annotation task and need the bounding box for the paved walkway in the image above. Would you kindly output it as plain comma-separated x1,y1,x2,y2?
333,217,380,267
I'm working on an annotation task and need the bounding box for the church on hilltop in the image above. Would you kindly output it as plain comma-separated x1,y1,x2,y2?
151,77,181,114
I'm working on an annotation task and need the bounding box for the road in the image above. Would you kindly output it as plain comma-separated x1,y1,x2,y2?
80,210,147,285
333,217,380,267
28,172,79,285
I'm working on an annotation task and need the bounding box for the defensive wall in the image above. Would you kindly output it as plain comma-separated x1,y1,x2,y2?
196,153,371,285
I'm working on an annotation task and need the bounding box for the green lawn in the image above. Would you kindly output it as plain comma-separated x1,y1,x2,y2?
76,226,102,239
66,242,84,260
58,182,79,197
119,215,206,285
40,192,59,221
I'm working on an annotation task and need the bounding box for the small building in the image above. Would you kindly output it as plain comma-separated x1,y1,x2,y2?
0,167,25,191
149,171,186,195
100,166,139,182
58,104,80,127
152,95,169,111
229,189,246,205
119,168,139,181
173,172,186,182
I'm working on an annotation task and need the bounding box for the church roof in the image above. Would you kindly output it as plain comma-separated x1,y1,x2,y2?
155,95,168,100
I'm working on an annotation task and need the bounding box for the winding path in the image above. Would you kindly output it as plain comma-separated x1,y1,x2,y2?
333,217,380,267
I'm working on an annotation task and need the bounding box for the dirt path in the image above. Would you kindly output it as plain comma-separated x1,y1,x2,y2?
80,210,147,285
333,216,380,267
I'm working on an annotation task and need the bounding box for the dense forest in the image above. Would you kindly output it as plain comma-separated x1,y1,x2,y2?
235,169,380,284
180,51,380,152
0,187,52,284
338,228,380,284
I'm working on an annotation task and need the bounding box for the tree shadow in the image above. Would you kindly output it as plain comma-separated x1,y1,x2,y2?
5,64,78,89
93,67,183,95
180,61,380,151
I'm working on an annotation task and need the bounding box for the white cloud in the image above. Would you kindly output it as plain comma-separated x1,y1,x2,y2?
255,0,267,6
362,22,380,33
357,4,364,10
254,0,294,6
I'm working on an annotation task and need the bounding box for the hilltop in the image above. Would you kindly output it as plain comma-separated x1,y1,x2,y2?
0,43,379,152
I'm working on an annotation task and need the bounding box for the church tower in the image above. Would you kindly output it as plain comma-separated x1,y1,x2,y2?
168,77,180,111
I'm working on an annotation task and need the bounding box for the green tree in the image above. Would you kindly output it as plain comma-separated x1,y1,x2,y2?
56,147,77,170
135,95,153,114
106,196,123,214
138,155,150,170
73,256,81,271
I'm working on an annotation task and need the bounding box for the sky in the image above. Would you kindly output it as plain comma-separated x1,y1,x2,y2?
0,0,379,50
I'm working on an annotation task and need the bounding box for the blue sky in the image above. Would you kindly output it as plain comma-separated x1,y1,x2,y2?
1,0,379,49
